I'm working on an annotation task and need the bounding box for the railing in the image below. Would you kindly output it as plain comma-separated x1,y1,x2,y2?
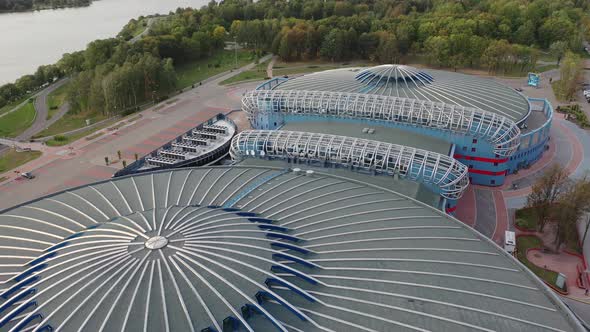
231,130,470,200
242,90,521,156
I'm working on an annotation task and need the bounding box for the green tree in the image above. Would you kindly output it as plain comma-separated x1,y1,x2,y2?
527,164,570,232
549,41,568,65
424,36,450,68
376,32,400,64
559,51,582,100
514,21,536,45
554,177,590,251
538,16,575,48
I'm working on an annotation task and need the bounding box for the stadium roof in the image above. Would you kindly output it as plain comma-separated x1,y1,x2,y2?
0,166,581,331
276,64,530,123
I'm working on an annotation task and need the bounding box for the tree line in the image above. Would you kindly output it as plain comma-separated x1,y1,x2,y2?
0,0,92,12
226,0,589,71
1,0,589,116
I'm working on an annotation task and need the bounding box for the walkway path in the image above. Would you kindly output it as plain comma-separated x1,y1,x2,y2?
266,55,277,78
0,78,66,121
15,78,70,141
130,17,156,44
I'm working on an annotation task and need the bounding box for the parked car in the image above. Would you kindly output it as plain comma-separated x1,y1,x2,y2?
20,172,35,180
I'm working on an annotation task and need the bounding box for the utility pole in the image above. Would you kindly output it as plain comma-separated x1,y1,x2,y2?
234,35,238,69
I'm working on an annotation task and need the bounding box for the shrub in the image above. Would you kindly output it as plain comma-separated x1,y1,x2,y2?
53,135,67,142
561,103,589,127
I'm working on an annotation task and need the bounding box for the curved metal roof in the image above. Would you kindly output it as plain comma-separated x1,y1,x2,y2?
0,167,582,331
230,130,469,200
276,65,530,122
355,64,434,87
242,89,521,156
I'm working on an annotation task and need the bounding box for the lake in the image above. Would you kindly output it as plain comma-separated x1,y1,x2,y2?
0,0,208,84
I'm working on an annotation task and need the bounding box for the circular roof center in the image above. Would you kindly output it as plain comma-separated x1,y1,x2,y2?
144,236,169,250
355,64,433,87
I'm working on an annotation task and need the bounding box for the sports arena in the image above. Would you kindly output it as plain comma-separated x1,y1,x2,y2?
0,65,577,331
247,64,553,211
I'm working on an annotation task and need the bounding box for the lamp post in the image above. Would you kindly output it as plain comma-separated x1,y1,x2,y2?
226,31,238,69
234,35,238,69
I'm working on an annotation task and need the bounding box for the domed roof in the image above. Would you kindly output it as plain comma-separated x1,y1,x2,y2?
276,65,531,122
1,205,306,331
355,64,434,87
0,167,581,331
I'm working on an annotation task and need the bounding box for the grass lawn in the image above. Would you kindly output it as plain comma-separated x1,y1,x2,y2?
515,207,537,230
45,130,93,147
0,101,36,138
0,94,33,116
535,64,559,72
0,149,42,173
537,52,557,63
516,236,560,288
46,82,70,120
175,50,258,89
220,59,270,85
45,113,139,146
220,70,267,85
34,109,107,138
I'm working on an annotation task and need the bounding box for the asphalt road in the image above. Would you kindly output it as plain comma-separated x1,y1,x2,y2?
16,78,69,141
561,297,590,329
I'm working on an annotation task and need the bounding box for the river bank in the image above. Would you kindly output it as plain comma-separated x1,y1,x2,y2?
0,0,207,84
0,0,97,15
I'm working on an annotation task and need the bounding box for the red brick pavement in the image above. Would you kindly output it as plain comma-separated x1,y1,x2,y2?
454,185,476,227
492,190,508,245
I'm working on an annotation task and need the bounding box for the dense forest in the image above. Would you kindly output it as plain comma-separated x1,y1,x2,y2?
1,0,589,117
0,0,92,12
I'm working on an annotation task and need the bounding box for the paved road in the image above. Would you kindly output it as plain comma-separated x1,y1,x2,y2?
16,78,70,141
473,188,495,238
561,297,590,328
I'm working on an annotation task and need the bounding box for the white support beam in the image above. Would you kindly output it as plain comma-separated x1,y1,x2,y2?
231,130,470,200
242,90,521,156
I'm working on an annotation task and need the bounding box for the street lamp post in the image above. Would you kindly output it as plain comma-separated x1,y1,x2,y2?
234,35,238,69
